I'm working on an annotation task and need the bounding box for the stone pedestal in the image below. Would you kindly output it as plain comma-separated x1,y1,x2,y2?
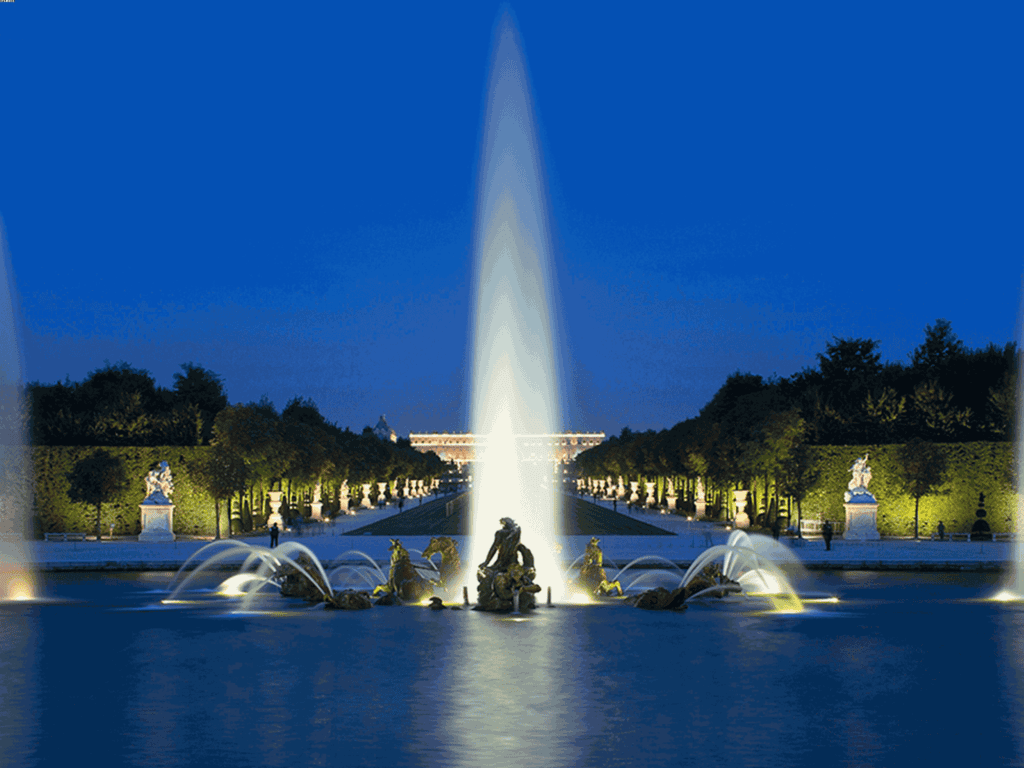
733,490,750,529
139,494,175,542
310,502,323,521
666,494,678,511
694,500,706,519
843,492,880,540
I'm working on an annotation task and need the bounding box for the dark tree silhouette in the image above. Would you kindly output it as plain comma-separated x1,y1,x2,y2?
173,363,228,444
65,449,128,540
192,445,249,539
894,438,949,539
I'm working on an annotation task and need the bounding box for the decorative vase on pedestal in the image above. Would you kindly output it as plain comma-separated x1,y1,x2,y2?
733,490,751,529
644,482,656,508
267,489,284,529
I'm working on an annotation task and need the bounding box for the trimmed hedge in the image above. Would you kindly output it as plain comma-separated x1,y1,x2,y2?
33,441,1017,539
797,442,1014,537
32,446,222,537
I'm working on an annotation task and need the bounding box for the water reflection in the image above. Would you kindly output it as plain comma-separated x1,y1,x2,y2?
0,605,41,766
9,572,1024,767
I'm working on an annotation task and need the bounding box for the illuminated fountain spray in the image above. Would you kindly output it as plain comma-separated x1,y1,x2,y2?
0,218,35,602
995,285,1024,601
467,13,564,600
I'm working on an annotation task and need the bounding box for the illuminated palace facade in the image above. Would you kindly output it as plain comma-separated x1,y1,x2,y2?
409,431,605,469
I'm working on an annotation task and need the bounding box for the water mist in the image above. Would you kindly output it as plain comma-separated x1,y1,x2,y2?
467,12,564,600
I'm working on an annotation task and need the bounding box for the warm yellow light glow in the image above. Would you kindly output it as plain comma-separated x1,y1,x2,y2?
216,573,266,597
6,575,33,601
990,590,1023,603
570,592,592,605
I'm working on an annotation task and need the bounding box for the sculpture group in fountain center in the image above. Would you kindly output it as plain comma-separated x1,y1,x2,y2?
476,517,542,611
842,453,881,541
139,461,176,542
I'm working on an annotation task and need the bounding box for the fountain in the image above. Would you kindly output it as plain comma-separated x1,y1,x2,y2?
995,289,1024,601
0,218,34,602
466,11,563,602
475,516,541,611
676,530,804,612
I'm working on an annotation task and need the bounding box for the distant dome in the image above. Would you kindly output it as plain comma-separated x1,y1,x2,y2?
373,414,397,443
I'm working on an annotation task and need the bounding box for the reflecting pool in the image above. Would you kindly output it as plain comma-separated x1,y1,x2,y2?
1,571,1022,767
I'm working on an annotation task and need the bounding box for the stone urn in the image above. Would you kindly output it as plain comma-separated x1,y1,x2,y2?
644,481,656,508
629,481,640,504
665,477,678,511
360,484,373,509
733,490,750,529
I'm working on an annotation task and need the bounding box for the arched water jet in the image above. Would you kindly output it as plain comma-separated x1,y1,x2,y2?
679,531,805,613
325,550,388,585
327,566,380,591
612,555,688,592
165,543,281,602
167,540,260,593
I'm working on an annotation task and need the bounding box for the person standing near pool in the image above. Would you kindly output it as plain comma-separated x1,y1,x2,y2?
270,522,280,548
823,520,833,551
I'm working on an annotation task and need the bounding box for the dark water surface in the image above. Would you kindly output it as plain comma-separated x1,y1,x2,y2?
2,571,1023,767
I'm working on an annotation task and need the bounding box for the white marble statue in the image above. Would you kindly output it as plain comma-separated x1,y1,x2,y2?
144,461,174,499
696,476,706,502
848,454,872,491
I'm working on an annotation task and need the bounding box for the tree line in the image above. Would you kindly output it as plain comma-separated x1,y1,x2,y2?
574,320,1017,526
30,361,449,538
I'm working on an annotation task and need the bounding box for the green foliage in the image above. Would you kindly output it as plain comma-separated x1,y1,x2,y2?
798,442,1012,536
64,449,129,538
35,446,218,536
29,361,227,446
32,433,450,537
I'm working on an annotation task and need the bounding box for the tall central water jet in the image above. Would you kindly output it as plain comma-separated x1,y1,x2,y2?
997,284,1024,601
468,13,564,600
0,218,35,602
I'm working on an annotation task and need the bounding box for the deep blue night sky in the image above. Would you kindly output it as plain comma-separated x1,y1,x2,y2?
1,2,1021,436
